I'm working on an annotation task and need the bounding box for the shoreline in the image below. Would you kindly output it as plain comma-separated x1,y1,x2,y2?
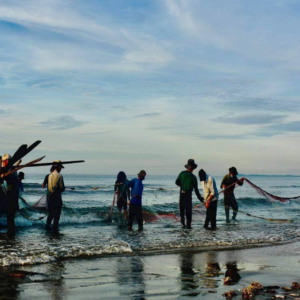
0,240,299,299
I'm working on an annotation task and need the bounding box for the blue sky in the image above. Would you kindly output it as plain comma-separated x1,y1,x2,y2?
1,0,300,175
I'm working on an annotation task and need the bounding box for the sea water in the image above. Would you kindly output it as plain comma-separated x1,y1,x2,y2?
0,174,300,266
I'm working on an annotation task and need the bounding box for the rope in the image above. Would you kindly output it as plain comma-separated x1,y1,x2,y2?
224,193,293,223
93,182,124,190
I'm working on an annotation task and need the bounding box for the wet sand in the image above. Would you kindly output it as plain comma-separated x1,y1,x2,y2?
0,240,299,300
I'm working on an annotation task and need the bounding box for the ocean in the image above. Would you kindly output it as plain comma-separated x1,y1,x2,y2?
1,174,299,268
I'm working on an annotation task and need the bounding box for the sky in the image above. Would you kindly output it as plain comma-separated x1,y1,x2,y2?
1,0,300,175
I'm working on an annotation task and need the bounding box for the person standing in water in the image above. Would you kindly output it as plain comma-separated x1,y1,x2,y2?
46,161,65,233
18,172,25,196
176,159,203,229
115,171,130,220
126,170,146,231
42,166,55,210
220,167,244,223
199,169,218,230
2,153,19,236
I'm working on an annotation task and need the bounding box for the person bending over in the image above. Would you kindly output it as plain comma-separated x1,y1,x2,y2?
115,171,130,220
199,169,218,230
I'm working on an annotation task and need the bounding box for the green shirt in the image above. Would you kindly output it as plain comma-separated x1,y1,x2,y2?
220,174,243,195
175,170,198,192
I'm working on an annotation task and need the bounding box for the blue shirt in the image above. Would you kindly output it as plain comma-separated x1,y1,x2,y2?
126,178,144,205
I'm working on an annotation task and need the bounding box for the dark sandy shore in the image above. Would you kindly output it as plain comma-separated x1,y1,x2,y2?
0,241,300,300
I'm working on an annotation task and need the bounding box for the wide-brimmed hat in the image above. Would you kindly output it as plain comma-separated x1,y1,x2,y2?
185,159,198,170
53,160,65,168
18,172,25,179
229,167,238,176
2,153,11,161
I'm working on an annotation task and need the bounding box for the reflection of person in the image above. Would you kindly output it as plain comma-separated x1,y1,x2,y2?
2,153,19,236
115,171,130,220
126,170,146,231
220,167,244,223
46,161,65,233
224,262,241,285
176,159,204,229
116,256,146,299
199,169,218,229
179,253,198,293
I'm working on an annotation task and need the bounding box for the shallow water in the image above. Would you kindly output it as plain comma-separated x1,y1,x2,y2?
1,174,300,266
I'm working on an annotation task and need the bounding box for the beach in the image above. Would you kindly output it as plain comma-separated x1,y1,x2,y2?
0,240,299,299
0,174,299,299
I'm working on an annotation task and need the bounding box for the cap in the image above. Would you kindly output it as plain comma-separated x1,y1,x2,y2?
137,170,146,177
18,172,25,179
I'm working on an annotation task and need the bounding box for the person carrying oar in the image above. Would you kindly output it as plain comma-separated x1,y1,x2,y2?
220,167,244,223
1,153,20,236
46,161,65,233
176,159,204,229
114,171,130,220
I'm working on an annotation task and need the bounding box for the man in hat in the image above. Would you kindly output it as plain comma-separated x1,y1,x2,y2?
199,169,218,229
18,172,25,195
175,159,204,229
126,170,146,231
46,161,65,233
220,167,244,223
2,153,19,236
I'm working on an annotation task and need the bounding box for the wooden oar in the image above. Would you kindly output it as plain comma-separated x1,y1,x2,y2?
7,141,41,170
1,156,45,178
18,160,84,168
14,160,22,167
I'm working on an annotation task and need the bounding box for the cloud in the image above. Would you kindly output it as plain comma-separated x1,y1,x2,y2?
213,114,286,125
200,134,250,140
80,131,110,136
39,115,87,130
0,109,8,115
134,112,162,118
222,98,300,113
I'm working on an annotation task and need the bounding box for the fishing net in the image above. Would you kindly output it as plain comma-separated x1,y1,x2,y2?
239,179,300,203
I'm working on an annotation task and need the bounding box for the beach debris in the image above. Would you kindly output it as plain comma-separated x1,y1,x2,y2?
249,281,264,291
222,290,237,298
271,295,287,299
292,282,300,289
242,287,253,298
282,286,292,291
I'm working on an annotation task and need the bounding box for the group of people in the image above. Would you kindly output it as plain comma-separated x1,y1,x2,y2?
114,159,244,231
176,159,244,230
0,153,66,235
0,153,244,235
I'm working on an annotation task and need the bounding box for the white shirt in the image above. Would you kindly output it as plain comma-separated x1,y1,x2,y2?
201,174,219,201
